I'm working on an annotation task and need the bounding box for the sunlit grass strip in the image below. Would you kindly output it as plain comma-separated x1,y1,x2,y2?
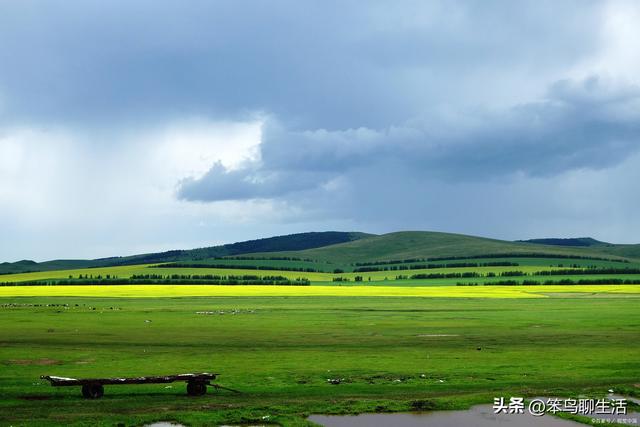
0,264,576,284
0,265,334,283
0,284,639,298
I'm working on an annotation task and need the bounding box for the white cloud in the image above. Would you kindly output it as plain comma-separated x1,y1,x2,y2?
147,117,262,181
0,118,271,261
570,0,640,82
0,127,76,221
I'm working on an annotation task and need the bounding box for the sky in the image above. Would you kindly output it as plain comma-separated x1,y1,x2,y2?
1,0,640,261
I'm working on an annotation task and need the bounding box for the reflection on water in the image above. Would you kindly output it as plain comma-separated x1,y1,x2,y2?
309,405,588,427
146,396,639,427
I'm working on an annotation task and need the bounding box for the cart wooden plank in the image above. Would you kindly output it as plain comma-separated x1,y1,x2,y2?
39,372,230,398
41,372,217,386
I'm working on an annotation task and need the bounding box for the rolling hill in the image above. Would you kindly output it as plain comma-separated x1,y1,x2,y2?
0,231,373,275
3,230,640,275
517,237,640,259
237,231,640,264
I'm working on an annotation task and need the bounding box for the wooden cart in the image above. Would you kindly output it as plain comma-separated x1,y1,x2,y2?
40,372,238,398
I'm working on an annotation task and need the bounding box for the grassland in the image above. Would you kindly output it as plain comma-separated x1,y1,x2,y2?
0,265,333,284
3,261,640,292
1,294,638,426
0,264,576,284
2,243,640,426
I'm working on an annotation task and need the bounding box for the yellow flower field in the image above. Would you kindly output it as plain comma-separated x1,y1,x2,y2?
1,284,638,298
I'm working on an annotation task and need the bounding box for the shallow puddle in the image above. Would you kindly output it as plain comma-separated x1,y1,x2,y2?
309,404,588,427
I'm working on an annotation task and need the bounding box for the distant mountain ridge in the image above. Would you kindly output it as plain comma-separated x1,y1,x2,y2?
516,237,609,247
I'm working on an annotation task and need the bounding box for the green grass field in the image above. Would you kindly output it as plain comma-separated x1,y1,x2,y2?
1,293,639,426
0,264,573,283
0,262,619,284
2,248,640,426
0,265,334,284
3,261,640,293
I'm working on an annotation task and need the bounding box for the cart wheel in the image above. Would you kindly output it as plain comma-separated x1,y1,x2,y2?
186,381,207,396
81,384,104,399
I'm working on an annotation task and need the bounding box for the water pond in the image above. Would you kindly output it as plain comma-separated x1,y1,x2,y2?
310,404,590,427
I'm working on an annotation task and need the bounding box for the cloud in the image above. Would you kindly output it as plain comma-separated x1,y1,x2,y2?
0,118,279,261
0,0,602,128
177,76,640,202
3,0,640,260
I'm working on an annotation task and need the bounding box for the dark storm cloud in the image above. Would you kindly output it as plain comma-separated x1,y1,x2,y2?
5,0,640,260
0,0,601,129
177,77,640,201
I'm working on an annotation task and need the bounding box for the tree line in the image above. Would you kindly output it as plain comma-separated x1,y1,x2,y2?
353,261,519,273
155,263,322,272
2,274,310,286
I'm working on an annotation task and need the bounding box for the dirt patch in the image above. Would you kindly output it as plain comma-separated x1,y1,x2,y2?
6,358,61,366
416,334,459,337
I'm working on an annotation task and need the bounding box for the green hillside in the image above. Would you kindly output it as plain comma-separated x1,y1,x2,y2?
0,231,373,275
518,237,640,259
0,259,116,275
241,231,638,264
4,230,639,275
108,231,373,266
594,243,640,259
